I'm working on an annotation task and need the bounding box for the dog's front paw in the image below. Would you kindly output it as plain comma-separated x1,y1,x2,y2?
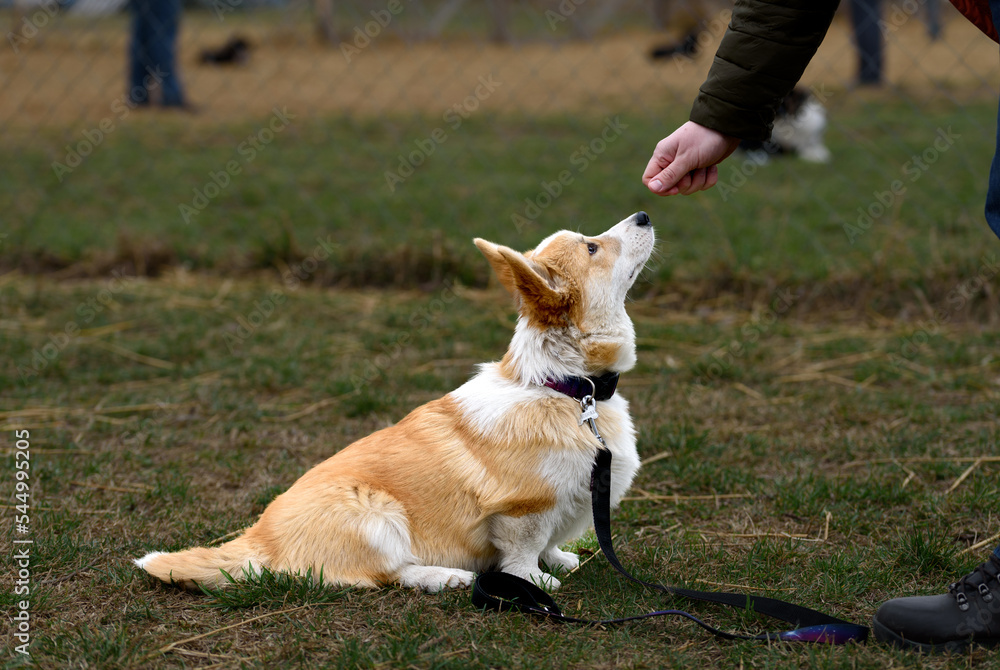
528,571,562,591
397,565,476,593
432,568,476,592
542,548,580,573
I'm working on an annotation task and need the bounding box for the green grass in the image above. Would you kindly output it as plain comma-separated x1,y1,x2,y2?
2,270,999,668
3,97,998,302
200,566,352,610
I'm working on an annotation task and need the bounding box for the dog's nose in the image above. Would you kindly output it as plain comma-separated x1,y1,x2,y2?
634,211,651,226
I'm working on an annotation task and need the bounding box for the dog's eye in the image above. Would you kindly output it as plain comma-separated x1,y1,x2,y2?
587,243,598,255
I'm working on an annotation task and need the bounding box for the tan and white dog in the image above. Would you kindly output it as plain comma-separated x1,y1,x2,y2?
136,212,654,593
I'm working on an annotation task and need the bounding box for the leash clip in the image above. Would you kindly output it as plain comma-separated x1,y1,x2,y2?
578,394,598,425
578,389,608,449
578,377,598,426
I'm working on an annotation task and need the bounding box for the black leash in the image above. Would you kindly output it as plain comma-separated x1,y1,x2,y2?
473,447,869,644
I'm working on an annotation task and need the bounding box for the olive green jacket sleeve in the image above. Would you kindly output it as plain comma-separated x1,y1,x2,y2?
689,0,841,141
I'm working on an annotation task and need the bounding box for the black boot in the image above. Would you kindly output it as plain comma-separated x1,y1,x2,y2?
872,553,1000,652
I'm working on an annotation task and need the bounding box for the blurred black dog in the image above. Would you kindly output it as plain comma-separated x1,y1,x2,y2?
200,36,251,65
649,31,698,59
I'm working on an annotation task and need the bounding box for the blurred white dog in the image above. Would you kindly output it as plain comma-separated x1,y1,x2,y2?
740,88,832,164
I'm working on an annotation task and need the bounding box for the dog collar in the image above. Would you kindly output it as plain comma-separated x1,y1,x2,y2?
542,372,620,402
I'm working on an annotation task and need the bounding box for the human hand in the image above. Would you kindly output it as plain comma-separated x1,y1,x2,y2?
642,121,741,196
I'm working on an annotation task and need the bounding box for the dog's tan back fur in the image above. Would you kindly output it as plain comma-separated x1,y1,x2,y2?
137,213,654,593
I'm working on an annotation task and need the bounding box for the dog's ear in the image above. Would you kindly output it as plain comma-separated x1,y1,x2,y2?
474,239,509,292
475,239,521,296
474,239,568,322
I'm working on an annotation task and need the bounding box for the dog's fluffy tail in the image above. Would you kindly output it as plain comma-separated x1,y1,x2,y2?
135,535,266,591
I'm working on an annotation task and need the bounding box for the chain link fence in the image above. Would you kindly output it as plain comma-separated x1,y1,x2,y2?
4,2,995,124
2,1,999,297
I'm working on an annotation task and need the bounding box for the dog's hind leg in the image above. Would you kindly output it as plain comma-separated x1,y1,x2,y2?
268,482,475,591
347,505,475,591
259,480,427,588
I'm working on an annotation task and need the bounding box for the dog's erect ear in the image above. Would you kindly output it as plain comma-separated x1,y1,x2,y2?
474,238,520,295
474,239,568,322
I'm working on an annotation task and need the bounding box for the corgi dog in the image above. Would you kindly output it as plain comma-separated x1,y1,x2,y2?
136,212,654,593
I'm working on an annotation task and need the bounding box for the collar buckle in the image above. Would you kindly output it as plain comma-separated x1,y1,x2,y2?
542,371,620,402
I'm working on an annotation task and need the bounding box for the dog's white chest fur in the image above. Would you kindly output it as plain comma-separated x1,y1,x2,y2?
453,366,640,552
535,393,640,547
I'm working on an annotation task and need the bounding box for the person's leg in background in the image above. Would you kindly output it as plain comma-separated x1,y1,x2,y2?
127,0,188,107
126,0,152,105
145,0,186,107
849,0,884,86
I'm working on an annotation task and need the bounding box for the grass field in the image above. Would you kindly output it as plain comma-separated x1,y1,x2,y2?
3,267,1000,668
4,99,1000,292
3,7,1000,668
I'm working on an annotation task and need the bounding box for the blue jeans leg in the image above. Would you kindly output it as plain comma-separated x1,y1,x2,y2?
128,0,185,106
990,103,1000,240
849,0,884,85
148,0,184,106
127,0,151,104
987,0,1000,239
